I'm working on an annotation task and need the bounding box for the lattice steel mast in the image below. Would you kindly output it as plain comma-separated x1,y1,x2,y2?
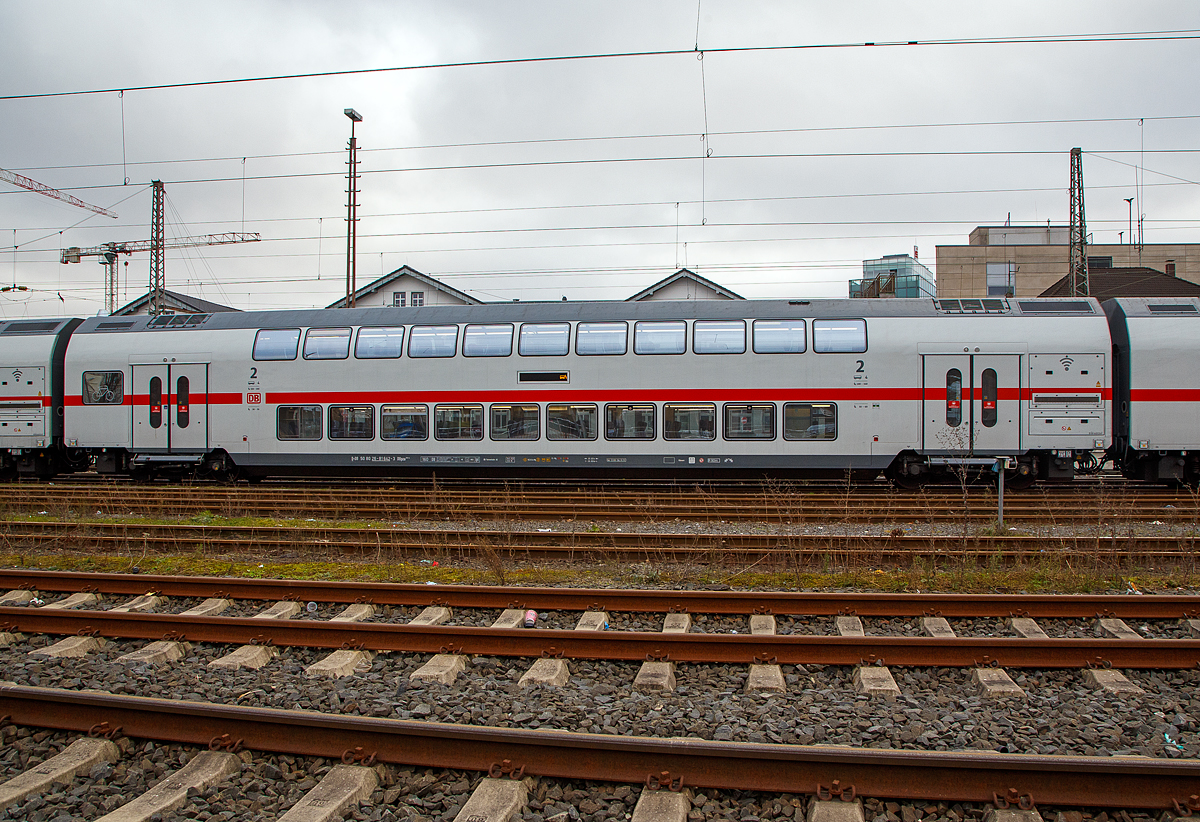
149,180,167,315
1068,147,1088,297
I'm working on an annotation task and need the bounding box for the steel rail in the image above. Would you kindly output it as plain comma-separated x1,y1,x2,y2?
1,685,1196,808
3,519,1199,560
3,482,1196,524
3,569,1200,618
4,608,1199,668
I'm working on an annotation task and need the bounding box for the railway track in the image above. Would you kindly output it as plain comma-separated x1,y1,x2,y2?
2,517,1199,564
2,479,1197,524
0,573,1199,812
1,688,1197,811
3,569,1197,617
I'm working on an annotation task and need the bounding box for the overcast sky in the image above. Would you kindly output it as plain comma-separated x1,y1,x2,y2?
2,1,1199,318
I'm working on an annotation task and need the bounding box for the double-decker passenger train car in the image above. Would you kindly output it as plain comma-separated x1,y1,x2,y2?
0,317,83,478
0,295,1126,486
1105,297,1200,485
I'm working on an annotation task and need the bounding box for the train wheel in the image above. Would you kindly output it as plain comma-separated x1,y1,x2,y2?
885,457,925,489
1003,463,1036,490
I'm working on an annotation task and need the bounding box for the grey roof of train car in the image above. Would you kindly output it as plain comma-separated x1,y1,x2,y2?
68,296,1106,334
0,317,75,335
1102,297,1200,318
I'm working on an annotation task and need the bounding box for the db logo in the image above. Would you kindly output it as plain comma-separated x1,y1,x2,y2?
247,393,262,405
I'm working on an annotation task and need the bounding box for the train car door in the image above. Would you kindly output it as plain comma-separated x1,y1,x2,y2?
132,363,209,452
969,355,1020,453
923,355,972,452
923,354,1020,453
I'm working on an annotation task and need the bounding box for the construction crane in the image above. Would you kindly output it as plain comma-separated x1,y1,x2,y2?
62,180,259,315
1,167,117,218
62,231,260,315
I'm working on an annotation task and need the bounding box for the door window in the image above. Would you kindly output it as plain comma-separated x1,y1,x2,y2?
176,376,190,429
946,369,962,427
149,376,163,429
981,368,997,427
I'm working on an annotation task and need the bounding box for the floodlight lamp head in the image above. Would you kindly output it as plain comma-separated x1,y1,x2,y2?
344,108,363,122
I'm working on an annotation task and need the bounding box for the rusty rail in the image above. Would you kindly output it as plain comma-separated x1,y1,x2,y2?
3,519,1199,563
2,479,1196,524
3,569,1200,618
1,685,1197,808
3,607,1198,668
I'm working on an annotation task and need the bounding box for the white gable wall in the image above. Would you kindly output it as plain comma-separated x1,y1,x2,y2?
638,279,734,301
351,273,473,307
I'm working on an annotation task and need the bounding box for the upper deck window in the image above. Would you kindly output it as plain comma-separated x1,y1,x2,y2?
253,328,301,361
576,322,628,356
813,319,867,353
694,320,746,354
518,321,568,355
634,321,686,355
355,326,405,359
303,327,351,360
752,320,806,353
408,325,459,358
463,324,514,357
519,323,570,356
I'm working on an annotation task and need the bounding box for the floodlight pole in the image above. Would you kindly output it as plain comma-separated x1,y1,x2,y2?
345,108,363,308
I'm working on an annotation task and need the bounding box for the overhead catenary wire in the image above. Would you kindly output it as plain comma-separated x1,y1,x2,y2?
6,179,1189,238
3,147,1196,198
5,27,1192,314
11,113,1200,176
3,28,1199,101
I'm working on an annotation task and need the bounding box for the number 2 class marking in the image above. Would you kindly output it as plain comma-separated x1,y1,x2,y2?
855,360,865,373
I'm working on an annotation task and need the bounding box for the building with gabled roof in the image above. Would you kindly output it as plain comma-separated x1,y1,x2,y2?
326,265,482,309
112,289,239,317
626,269,744,301
1039,267,1200,300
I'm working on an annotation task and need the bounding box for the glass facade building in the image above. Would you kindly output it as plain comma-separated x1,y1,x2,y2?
851,254,936,298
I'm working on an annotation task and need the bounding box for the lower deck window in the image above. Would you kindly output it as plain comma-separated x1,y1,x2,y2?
490,404,539,440
664,403,716,440
329,405,374,439
435,404,483,440
277,406,322,440
381,404,427,440
783,403,837,440
724,404,775,439
605,404,655,439
82,371,124,404
547,404,597,440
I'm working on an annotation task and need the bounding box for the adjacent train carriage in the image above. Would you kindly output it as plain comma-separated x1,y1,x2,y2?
60,297,1112,483
1104,297,1200,484
0,316,83,478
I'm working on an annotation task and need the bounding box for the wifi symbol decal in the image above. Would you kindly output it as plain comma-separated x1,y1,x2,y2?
11,369,22,381
1059,356,1074,371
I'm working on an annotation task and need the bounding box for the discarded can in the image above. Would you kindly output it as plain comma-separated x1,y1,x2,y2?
523,609,537,628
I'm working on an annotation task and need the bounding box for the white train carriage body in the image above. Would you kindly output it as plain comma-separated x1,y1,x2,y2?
62,298,1111,480
1104,297,1200,483
0,317,83,477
